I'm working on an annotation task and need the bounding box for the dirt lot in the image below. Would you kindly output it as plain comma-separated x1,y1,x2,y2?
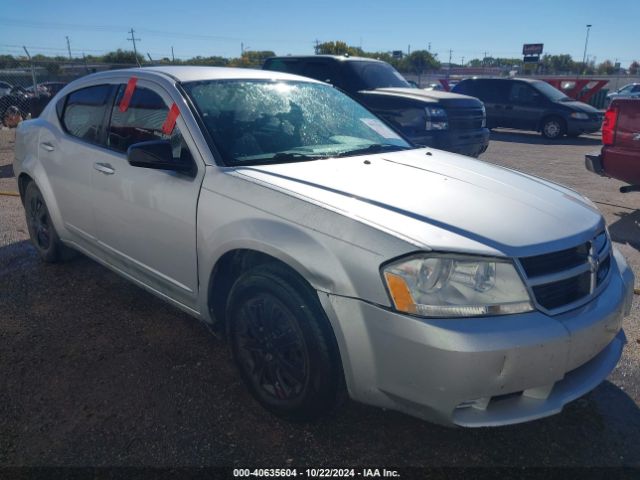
1,127,639,468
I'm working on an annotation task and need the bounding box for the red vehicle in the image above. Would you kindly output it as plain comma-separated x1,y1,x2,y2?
586,99,640,193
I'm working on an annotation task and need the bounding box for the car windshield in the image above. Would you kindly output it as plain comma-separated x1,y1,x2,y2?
345,61,412,90
532,81,572,102
183,79,413,165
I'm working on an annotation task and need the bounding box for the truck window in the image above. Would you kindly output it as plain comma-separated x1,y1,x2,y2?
344,61,411,90
302,61,341,86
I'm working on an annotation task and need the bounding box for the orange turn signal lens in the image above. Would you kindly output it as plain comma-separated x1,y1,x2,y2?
384,272,417,314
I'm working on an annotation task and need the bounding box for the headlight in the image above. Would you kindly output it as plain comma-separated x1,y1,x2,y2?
425,106,448,131
570,112,589,120
382,254,533,317
481,104,487,128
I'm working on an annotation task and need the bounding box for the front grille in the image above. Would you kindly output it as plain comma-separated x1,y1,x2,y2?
520,243,589,277
518,232,611,313
532,271,591,310
447,107,484,130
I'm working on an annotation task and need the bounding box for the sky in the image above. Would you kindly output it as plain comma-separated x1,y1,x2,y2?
1,0,638,66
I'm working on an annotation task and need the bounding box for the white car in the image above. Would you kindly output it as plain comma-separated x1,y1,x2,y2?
13,66,634,427
606,83,640,105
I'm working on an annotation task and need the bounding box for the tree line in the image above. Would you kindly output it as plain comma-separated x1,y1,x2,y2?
1,43,638,76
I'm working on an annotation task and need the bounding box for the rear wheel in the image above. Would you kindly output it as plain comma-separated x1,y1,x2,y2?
541,116,566,139
24,182,74,262
227,263,343,420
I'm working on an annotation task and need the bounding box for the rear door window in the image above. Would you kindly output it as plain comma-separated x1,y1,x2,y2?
478,80,508,103
264,59,304,76
302,61,341,86
107,84,193,162
62,84,113,144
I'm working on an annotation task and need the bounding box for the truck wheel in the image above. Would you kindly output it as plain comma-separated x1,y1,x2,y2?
541,116,566,139
24,181,74,262
227,263,344,420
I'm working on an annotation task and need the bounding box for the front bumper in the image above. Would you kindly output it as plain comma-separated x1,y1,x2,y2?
319,248,634,427
408,128,490,158
567,118,601,136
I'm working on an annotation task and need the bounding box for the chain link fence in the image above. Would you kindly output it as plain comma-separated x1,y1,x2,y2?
2,58,640,127
0,59,137,127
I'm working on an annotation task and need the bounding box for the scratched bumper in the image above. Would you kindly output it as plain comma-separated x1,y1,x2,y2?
318,248,634,427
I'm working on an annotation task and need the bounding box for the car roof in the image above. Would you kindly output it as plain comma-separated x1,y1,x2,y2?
80,66,323,84
460,77,542,84
266,55,386,64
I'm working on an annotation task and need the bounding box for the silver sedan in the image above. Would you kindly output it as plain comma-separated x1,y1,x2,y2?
13,66,635,427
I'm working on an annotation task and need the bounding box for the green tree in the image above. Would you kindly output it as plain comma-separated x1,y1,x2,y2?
188,55,229,66
102,49,144,65
597,60,616,75
540,54,577,74
628,60,639,75
316,41,363,57
404,50,439,82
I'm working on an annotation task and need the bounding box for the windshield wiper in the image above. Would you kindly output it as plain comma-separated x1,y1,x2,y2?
270,152,328,162
334,144,414,158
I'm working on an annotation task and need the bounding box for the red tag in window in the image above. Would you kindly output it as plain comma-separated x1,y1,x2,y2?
162,102,180,135
119,77,137,112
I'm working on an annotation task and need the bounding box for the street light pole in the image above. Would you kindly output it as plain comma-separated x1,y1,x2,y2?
581,24,592,74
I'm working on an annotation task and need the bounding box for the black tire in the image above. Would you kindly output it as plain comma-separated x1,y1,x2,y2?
541,116,566,139
227,263,344,420
24,181,74,262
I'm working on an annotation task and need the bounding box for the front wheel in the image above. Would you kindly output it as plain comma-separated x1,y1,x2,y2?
541,117,566,139
227,263,344,420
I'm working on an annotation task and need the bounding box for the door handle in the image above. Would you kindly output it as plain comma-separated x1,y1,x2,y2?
93,162,115,175
40,142,55,152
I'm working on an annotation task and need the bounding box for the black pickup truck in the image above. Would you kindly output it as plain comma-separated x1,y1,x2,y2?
263,55,490,157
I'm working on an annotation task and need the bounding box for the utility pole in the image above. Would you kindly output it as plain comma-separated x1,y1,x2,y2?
314,39,320,55
171,46,175,63
65,36,72,60
448,49,453,79
428,42,431,52
461,56,465,67
408,44,411,56
581,24,592,75
127,28,141,66
147,53,153,62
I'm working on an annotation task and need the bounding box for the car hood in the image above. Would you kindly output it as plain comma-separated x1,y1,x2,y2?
361,88,483,108
557,99,601,114
234,149,603,257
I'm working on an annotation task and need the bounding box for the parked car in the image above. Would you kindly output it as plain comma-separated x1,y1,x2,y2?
263,55,489,157
606,83,640,106
585,98,640,192
25,82,67,97
1,86,32,127
453,78,603,139
0,80,12,97
14,66,634,427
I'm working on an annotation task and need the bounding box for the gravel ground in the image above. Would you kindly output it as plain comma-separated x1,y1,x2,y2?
0,127,639,468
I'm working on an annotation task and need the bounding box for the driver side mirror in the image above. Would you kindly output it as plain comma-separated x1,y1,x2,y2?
127,140,193,174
